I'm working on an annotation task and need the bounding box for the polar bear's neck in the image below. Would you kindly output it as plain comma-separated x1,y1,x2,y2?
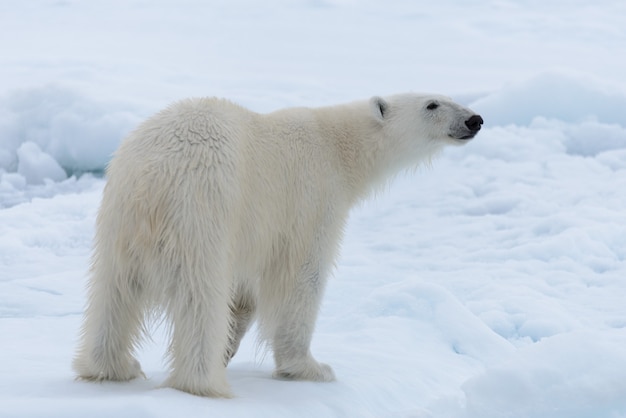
310,103,430,204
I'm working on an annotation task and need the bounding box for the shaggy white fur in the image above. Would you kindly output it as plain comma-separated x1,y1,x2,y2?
73,94,482,397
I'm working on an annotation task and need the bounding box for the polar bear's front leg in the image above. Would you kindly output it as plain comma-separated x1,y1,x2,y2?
262,264,336,382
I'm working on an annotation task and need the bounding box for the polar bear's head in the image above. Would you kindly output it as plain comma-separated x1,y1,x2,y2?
370,94,483,147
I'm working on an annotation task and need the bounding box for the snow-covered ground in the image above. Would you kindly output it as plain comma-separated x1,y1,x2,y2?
1,1,625,417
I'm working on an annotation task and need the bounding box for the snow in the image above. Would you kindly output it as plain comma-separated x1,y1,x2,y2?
16,142,68,184
1,0,625,417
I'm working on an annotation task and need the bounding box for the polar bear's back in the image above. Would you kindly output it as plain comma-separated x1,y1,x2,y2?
117,97,252,161
100,97,344,279
99,98,255,267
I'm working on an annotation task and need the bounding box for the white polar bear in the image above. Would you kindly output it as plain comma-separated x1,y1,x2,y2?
73,93,482,397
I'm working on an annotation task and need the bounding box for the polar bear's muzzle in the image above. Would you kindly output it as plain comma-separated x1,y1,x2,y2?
451,114,483,140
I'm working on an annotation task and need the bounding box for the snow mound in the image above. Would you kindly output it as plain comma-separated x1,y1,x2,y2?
0,85,140,179
471,71,626,127
362,280,514,362
431,331,626,418
559,119,626,157
16,142,67,184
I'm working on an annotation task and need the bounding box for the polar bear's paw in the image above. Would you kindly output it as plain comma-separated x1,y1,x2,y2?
273,358,336,382
73,355,144,382
162,371,233,398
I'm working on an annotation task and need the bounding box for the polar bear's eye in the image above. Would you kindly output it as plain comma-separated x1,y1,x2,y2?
426,102,439,110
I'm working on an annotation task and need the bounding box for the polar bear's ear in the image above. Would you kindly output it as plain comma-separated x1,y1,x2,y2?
370,96,388,122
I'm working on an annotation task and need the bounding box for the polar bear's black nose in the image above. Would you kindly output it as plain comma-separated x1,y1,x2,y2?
465,115,484,132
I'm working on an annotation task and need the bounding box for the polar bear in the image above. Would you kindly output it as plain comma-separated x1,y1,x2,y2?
73,93,482,397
